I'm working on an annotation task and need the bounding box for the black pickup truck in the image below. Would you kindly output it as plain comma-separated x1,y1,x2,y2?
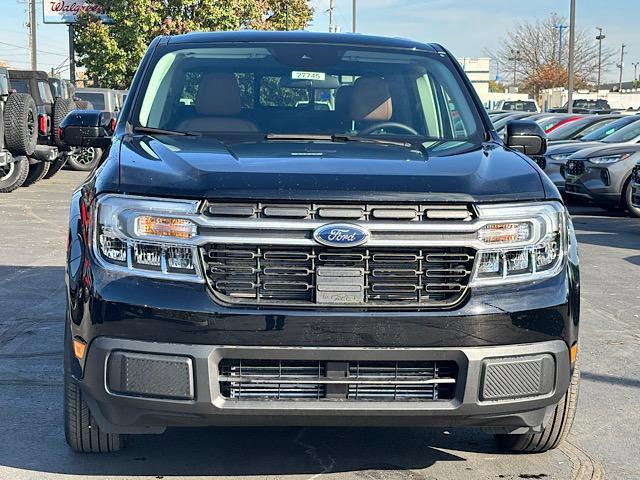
60,32,580,454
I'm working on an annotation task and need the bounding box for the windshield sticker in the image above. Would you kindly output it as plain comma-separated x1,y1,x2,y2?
291,71,326,81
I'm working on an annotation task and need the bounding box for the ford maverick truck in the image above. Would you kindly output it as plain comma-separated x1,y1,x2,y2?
60,31,580,454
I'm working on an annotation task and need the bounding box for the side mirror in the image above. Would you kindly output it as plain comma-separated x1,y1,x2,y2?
59,110,115,148
505,120,547,156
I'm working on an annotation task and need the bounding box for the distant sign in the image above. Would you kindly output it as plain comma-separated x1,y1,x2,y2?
42,0,110,24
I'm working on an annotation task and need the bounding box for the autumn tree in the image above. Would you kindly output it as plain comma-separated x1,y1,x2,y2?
74,0,314,89
489,13,615,95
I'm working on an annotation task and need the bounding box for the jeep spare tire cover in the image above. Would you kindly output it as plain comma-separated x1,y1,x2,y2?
4,93,38,156
75,100,94,110
52,97,76,148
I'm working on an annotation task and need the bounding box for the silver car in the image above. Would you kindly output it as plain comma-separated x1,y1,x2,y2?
544,116,640,192
564,144,640,217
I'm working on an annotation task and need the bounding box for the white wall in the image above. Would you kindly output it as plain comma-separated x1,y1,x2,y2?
540,87,640,110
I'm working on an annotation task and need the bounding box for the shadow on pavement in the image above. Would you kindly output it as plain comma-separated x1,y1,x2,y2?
0,264,509,477
582,371,640,389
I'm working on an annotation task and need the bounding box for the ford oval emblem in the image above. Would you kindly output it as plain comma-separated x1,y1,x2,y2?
313,223,370,248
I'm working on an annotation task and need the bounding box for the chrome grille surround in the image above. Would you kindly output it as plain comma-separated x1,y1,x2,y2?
218,359,458,401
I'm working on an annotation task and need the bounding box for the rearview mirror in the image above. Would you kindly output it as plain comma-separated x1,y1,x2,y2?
505,120,547,157
59,110,115,148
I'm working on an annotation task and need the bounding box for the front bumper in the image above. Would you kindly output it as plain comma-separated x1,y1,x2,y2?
565,159,632,205
78,337,570,434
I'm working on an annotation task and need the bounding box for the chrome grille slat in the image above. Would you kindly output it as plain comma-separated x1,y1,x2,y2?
219,359,458,401
206,202,474,222
204,245,474,308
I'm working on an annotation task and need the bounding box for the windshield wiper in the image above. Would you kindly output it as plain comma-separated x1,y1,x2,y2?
333,134,429,159
133,126,200,137
264,133,429,158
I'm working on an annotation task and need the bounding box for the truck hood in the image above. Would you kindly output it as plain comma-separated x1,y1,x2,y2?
117,135,549,202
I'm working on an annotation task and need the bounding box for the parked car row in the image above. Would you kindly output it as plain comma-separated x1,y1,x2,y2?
490,109,640,217
0,68,127,193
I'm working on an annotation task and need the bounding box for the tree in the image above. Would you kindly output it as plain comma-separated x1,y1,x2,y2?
488,80,505,93
489,13,615,96
74,0,314,89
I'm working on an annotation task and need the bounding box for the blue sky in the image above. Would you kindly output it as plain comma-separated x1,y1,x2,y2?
1,0,637,82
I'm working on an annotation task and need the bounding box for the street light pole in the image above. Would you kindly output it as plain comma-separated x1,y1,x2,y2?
553,24,568,65
352,0,356,33
618,44,626,92
509,49,520,90
596,27,605,93
566,0,576,114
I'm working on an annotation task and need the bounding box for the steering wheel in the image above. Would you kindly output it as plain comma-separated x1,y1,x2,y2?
359,122,419,136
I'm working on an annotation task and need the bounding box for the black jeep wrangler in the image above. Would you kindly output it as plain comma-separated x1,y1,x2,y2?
60,32,580,454
0,67,42,192
8,70,76,185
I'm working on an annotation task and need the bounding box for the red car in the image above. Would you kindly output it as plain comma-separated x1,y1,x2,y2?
540,115,583,134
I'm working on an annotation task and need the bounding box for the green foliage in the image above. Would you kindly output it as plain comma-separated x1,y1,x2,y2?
488,80,505,93
74,0,314,89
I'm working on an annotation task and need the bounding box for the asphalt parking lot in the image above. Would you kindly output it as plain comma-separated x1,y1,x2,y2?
0,170,638,480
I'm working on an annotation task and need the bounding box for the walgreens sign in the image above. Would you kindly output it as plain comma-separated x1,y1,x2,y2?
43,0,110,24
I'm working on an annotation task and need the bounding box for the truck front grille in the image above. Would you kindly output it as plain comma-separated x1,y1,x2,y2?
218,359,458,401
203,245,474,308
205,202,474,222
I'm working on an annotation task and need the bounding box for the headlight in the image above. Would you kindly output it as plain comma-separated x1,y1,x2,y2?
94,194,203,282
588,153,631,164
470,202,567,286
548,153,572,161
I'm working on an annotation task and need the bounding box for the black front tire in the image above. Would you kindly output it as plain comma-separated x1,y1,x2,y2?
22,160,50,187
0,156,30,193
63,321,125,453
495,360,579,453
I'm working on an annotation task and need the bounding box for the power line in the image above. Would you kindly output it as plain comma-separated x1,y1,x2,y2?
0,40,68,57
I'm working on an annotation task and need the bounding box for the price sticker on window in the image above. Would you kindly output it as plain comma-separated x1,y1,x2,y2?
291,71,326,81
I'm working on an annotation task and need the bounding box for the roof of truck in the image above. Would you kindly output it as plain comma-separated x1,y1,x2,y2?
165,30,442,53
7,70,49,80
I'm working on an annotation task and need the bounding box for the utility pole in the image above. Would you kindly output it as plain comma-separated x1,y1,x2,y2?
352,0,356,33
28,0,37,70
633,62,639,83
553,24,568,65
596,27,605,93
328,0,335,33
68,24,76,85
508,49,520,90
567,0,576,114
618,44,626,92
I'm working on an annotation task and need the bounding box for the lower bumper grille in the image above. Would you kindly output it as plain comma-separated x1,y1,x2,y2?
218,359,458,401
203,245,474,308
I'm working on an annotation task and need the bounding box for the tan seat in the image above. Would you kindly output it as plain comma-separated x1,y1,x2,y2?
178,73,258,132
349,76,393,122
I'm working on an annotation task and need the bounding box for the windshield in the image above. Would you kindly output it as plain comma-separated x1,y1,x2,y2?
582,116,640,141
134,43,486,156
602,120,640,143
547,117,617,140
76,92,106,110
